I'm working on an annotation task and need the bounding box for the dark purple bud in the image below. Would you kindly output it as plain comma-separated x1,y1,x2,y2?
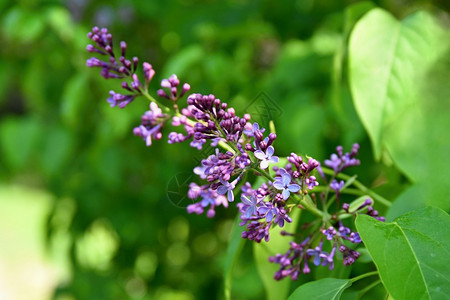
120,41,127,56
342,203,350,212
157,89,168,99
269,133,276,141
132,57,138,70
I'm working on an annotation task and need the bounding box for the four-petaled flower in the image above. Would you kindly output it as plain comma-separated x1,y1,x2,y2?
306,241,325,266
258,202,279,222
240,194,260,218
273,169,300,200
319,246,336,270
254,145,279,169
217,177,239,202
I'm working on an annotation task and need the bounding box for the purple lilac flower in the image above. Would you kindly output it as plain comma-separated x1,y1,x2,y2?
235,152,251,168
241,182,254,197
322,226,337,240
217,177,239,202
243,122,265,137
258,202,279,223
273,169,300,200
254,145,279,169
273,207,292,227
338,224,351,238
106,91,136,108
324,144,360,174
319,246,336,270
133,124,162,146
190,139,206,150
348,232,361,243
133,102,166,146
187,186,228,218
306,241,325,266
269,238,310,280
240,194,260,219
195,149,235,183
330,180,345,192
305,176,319,190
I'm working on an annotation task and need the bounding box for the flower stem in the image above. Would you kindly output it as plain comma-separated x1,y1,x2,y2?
350,270,379,283
141,90,171,114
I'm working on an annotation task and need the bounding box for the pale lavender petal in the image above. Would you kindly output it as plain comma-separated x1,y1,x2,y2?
254,150,266,160
227,190,234,202
287,184,300,193
269,156,279,163
266,145,274,157
258,206,269,214
282,189,290,200
217,185,228,194
282,174,291,186
266,210,274,222
245,206,255,218
241,195,252,206
273,181,284,190
260,160,269,169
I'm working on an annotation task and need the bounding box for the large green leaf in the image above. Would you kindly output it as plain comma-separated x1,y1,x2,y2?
349,8,449,161
349,8,450,212
223,214,246,300
253,209,300,300
288,278,351,300
356,207,450,300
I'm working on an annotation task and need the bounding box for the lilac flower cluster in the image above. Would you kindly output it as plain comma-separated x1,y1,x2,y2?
268,217,364,281
86,27,155,108
268,145,386,280
323,144,360,174
85,27,387,282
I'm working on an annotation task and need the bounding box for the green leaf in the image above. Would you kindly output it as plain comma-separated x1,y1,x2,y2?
0,117,42,170
39,126,73,177
2,7,45,44
288,278,351,300
162,45,205,78
349,8,449,159
253,209,300,300
223,214,246,300
349,8,450,212
385,183,432,221
45,6,74,43
356,207,450,300
60,73,89,128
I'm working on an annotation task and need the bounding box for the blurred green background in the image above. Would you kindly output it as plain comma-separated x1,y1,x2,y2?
0,0,448,299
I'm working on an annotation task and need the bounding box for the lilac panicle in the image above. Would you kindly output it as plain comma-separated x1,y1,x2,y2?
86,27,388,282
86,26,161,111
